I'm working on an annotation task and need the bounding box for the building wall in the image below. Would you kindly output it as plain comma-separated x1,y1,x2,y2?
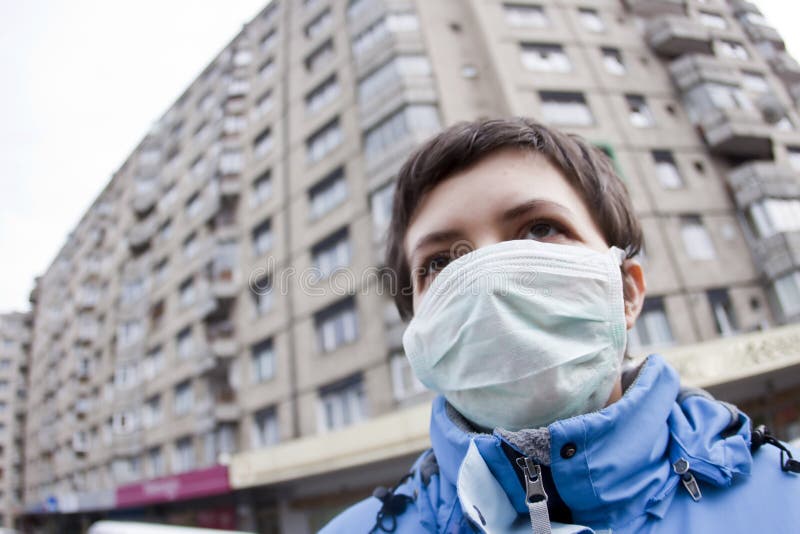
20,0,800,518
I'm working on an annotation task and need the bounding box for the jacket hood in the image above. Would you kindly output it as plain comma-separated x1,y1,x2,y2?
427,354,753,529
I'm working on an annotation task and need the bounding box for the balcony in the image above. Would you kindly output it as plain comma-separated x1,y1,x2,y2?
208,321,239,359
752,230,800,280
132,187,158,215
75,288,100,310
741,20,784,49
219,175,241,197
730,0,762,16
646,16,712,58
112,432,144,457
128,218,157,249
728,163,800,208
623,0,685,17
76,322,101,343
768,53,800,84
669,54,740,91
214,402,241,423
698,108,772,158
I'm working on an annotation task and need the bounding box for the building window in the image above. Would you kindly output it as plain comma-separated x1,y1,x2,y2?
539,92,594,126
174,381,193,416
143,346,164,379
352,13,419,58
305,39,334,73
626,94,655,128
223,115,246,135
179,277,196,307
251,339,275,384
707,289,739,336
260,29,277,53
680,215,716,260
252,171,272,206
220,149,244,175
117,320,143,348
183,232,199,258
520,43,571,73
699,11,727,29
147,447,164,478
747,198,800,238
503,3,548,28
741,71,769,93
601,47,626,76
312,228,351,280
578,7,605,32
253,91,273,122
114,361,138,390
305,7,333,39
318,374,367,432
715,39,749,60
652,151,684,189
364,105,440,162
158,219,173,242
305,74,340,114
174,437,195,473
113,410,138,434
142,395,162,428
251,275,273,316
252,407,279,448
177,327,194,359
358,55,431,104
185,193,202,218
370,181,395,240
252,219,273,256
306,118,343,163
258,58,275,81
314,297,359,353
628,297,674,352
253,128,273,158
787,146,800,172
774,272,800,318
309,167,348,219
390,352,426,401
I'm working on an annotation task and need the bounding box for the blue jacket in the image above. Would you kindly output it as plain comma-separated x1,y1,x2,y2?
321,355,800,533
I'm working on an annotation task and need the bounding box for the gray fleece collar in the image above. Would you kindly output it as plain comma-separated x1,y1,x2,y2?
446,360,647,466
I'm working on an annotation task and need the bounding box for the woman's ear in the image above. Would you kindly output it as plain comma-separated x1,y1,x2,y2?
621,259,646,330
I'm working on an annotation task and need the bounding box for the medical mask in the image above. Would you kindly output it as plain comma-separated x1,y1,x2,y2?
402,239,628,431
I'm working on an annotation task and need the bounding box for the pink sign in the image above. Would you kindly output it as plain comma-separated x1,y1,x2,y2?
116,465,230,508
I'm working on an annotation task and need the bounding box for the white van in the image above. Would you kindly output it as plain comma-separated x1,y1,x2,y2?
88,521,255,534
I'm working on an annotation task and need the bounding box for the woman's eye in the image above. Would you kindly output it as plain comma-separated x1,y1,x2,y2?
526,222,559,240
425,255,451,277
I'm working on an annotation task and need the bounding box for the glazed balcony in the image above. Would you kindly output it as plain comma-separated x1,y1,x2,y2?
698,108,772,158
669,54,739,91
769,52,800,84
128,217,157,249
752,230,800,280
646,16,712,58
623,0,685,17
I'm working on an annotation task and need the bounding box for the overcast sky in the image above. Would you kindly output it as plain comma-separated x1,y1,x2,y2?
0,0,798,314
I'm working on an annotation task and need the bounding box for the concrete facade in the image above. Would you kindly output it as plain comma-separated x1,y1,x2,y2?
19,0,800,531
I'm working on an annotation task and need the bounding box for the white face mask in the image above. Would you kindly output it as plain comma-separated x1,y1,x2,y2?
402,239,628,431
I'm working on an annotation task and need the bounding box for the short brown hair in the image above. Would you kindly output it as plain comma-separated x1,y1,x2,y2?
386,117,643,320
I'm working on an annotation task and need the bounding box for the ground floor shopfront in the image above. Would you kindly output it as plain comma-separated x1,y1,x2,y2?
21,324,800,533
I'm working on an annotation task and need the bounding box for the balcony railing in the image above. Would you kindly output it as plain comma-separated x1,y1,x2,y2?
752,230,800,280
669,54,740,91
645,16,712,58
622,0,685,18
698,108,772,158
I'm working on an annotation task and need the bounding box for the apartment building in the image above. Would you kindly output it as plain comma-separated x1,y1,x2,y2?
0,312,30,529
21,0,800,532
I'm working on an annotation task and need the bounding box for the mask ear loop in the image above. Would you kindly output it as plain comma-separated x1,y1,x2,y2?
609,246,627,266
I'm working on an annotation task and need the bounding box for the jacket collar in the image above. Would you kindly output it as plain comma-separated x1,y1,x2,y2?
428,355,753,529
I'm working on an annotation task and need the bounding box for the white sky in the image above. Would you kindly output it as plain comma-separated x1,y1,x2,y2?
0,0,798,313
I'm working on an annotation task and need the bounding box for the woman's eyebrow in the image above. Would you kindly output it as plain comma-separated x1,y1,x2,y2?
409,229,463,265
500,199,574,222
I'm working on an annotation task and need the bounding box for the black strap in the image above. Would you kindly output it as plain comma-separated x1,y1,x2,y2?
369,473,415,533
750,424,800,474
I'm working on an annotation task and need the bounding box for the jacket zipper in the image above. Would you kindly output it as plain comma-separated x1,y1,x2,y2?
516,456,551,534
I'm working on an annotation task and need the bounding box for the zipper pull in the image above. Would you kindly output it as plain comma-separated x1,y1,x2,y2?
516,457,551,534
673,457,702,502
